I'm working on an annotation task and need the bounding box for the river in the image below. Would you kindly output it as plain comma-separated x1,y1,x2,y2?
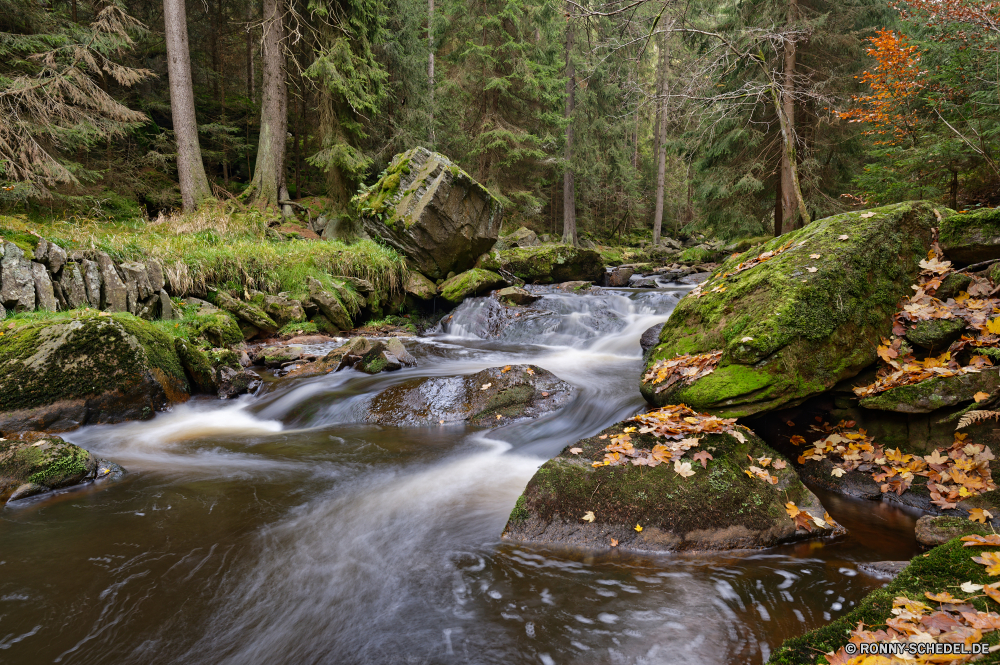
0,284,921,664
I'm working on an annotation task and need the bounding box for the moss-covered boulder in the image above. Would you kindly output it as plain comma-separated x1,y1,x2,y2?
859,368,1000,414
0,432,114,504
174,338,218,394
355,147,504,280
477,244,604,284
0,312,190,433
212,289,279,335
364,364,573,426
504,423,835,552
939,207,1000,264
641,201,937,417
496,286,539,305
914,514,990,547
905,317,967,350
767,539,1000,665
189,310,243,347
404,270,437,301
439,268,506,304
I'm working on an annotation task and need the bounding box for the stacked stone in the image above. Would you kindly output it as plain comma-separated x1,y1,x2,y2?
0,239,176,321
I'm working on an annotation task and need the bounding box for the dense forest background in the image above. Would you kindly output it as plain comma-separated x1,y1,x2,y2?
2,0,999,244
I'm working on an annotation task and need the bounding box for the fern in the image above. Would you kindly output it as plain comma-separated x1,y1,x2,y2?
957,410,1000,430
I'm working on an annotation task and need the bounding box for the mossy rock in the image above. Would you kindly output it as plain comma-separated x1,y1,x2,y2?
0,432,99,503
355,147,504,280
767,539,1000,664
678,246,720,265
364,364,574,426
0,312,190,433
914,514,991,547
174,338,217,394
503,424,836,552
477,244,604,284
439,268,506,304
860,368,1000,414
937,272,973,301
642,201,937,417
905,317,966,350
212,290,279,334
189,310,243,348
940,207,1000,264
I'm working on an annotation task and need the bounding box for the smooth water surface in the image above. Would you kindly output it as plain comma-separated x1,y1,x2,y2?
0,286,921,664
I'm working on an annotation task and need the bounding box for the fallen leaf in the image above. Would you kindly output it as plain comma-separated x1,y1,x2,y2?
810,253,821,259
785,502,801,519
970,508,994,524
582,511,595,523
623,427,637,433
975,391,991,403
634,524,643,532
525,368,535,375
692,450,713,468
496,414,502,419
481,383,492,391
773,459,788,470
502,365,512,373
831,467,846,477
541,392,549,397
598,435,608,440
806,267,818,273
732,430,746,443
860,212,876,218
757,456,771,467
973,551,1000,575
925,590,960,603
740,336,753,342
610,538,618,547
674,460,695,478
962,581,985,593
838,234,850,240
962,534,1000,547
569,447,583,455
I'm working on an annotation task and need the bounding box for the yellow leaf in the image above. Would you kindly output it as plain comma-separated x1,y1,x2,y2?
970,508,994,523
785,502,801,519
623,426,637,433
634,524,643,532
975,392,991,403
987,318,1000,335
925,590,959,603
582,511,595,522
972,551,1000,575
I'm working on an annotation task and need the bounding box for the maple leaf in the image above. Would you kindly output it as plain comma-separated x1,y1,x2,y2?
987,318,1000,335
692,450,713,468
925,450,949,465
831,467,846,477
674,460,695,478
525,368,534,375
623,427,637,433
582,511,595,522
969,508,994,523
972,551,1000,575
961,581,985,592
569,448,583,455
757,456,771,467
732,430,746,443
634,524,643,532
985,583,1000,605
925,590,960,603
789,435,805,446
610,538,618,547
838,234,850,240
975,391,991,403
598,435,608,440
773,459,787,470
793,512,814,531
861,212,876,218
806,267,818,273
809,253,821,259
502,365,512,373
962,534,1000,547
785,502,801,519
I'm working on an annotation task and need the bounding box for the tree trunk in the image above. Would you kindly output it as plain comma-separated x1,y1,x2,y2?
428,0,436,148
561,10,577,246
246,3,255,100
773,171,783,237
250,0,288,213
164,0,213,211
652,34,669,246
778,0,808,233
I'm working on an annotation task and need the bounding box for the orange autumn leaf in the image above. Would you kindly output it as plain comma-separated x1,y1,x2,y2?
972,551,1000,575
963,534,1000,547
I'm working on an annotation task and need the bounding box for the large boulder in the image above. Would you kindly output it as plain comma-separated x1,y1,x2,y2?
355,147,504,280
477,244,604,284
0,312,190,433
939,207,1000,264
0,432,121,504
365,364,573,426
212,289,279,335
503,415,836,552
439,268,506,304
404,270,437,301
304,277,352,331
859,368,1000,414
641,201,937,417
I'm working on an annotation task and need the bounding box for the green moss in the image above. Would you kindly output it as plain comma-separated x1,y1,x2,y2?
26,448,89,486
189,311,243,347
0,311,189,412
643,202,937,415
174,338,217,393
278,320,319,336
478,245,604,284
678,246,717,264
508,494,529,524
768,539,1000,664
439,268,505,303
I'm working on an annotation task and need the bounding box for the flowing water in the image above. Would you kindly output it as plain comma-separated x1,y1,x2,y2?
0,285,922,665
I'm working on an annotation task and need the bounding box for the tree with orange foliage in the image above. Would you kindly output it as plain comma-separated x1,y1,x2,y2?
835,30,925,146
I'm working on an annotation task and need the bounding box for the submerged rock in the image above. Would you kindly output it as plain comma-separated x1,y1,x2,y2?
496,286,539,306
503,423,836,552
477,244,603,284
217,367,262,399
0,312,190,433
642,201,937,417
364,364,573,426
0,432,124,504
356,147,504,280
